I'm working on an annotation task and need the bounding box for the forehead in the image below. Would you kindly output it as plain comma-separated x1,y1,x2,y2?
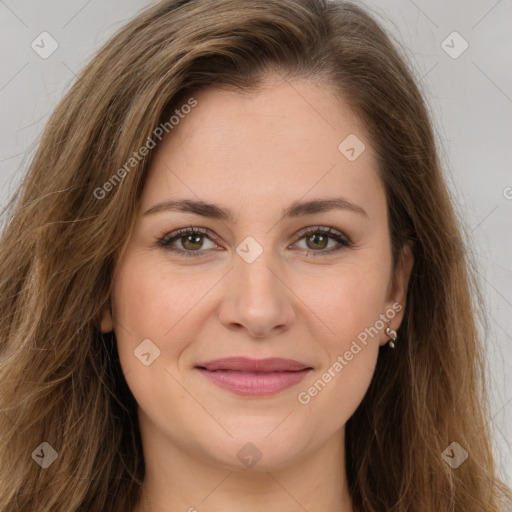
142,76,385,222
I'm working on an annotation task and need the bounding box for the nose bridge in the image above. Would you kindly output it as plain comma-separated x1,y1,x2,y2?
234,234,284,306
218,233,294,337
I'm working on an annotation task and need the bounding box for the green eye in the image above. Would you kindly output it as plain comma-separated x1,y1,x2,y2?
159,226,351,258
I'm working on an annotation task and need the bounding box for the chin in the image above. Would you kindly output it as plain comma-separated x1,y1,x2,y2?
199,427,308,472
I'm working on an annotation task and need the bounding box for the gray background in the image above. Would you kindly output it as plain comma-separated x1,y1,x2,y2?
0,0,510,485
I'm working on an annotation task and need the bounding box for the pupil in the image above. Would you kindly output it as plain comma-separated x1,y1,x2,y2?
183,234,202,250
309,233,327,250
180,233,329,251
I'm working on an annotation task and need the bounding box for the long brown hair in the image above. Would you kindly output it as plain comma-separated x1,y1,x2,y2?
0,0,510,510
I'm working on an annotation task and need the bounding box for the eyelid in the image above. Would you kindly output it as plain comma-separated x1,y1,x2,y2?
157,225,352,257
157,226,220,255
293,225,351,244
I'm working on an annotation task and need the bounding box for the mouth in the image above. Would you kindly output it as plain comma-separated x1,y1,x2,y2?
195,357,313,396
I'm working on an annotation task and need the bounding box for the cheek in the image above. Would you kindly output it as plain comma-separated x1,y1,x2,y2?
111,256,184,368
112,240,390,433
295,264,386,422
110,256,204,431
312,262,389,348
111,254,225,378
112,253,208,336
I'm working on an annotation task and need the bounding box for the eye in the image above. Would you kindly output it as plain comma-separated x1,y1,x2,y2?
157,227,219,257
291,226,352,256
157,225,352,258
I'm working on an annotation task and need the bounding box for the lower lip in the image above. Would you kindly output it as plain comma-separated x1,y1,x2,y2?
196,368,312,396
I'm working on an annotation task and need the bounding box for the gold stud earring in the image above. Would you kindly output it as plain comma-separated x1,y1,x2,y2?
385,324,398,348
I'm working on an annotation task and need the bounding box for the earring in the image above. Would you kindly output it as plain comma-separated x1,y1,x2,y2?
385,324,398,348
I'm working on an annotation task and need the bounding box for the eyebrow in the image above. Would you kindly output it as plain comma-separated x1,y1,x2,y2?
143,197,369,221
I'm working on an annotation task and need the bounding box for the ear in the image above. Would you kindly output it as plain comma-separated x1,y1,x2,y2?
380,241,414,346
99,300,114,334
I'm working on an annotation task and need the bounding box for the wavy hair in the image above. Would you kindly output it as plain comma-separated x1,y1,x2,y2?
0,0,510,510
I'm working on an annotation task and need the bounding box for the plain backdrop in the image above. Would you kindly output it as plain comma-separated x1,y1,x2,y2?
0,0,510,486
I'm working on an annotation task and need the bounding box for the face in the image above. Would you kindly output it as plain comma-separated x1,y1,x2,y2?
101,74,413,473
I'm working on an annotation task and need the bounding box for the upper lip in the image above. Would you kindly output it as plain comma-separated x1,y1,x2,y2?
195,357,312,372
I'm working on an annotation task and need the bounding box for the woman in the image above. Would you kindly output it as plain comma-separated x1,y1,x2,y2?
0,0,510,510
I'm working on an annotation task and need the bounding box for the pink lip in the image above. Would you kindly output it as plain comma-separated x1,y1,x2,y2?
195,357,313,396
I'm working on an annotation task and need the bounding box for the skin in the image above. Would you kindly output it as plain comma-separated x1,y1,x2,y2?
100,73,414,512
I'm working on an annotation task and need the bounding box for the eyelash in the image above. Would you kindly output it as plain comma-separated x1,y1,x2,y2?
157,225,353,258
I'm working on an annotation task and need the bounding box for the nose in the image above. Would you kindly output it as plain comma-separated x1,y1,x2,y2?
217,248,295,339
